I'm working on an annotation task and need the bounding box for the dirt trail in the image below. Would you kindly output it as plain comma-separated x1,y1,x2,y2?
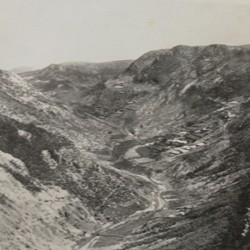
78,134,170,250
78,165,168,250
150,177,168,210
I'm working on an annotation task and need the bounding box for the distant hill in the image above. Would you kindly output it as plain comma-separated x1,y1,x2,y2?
19,60,132,104
10,66,35,74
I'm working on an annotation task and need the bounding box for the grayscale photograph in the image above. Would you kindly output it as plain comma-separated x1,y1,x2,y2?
0,0,250,249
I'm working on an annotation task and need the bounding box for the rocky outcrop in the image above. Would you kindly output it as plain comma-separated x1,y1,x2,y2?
126,49,168,74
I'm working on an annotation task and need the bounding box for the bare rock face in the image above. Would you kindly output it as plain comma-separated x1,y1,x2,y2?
126,49,169,74
2,45,250,250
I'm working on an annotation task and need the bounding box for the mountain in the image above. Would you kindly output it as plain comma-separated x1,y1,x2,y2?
10,66,35,74
71,45,250,250
19,60,132,105
2,45,250,250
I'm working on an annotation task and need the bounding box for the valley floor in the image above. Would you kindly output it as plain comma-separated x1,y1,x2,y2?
76,133,187,250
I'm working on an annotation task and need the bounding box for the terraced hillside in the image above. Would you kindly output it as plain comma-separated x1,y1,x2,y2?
74,45,250,250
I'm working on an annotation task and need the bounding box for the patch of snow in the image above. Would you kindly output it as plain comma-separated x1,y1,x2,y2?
178,131,188,136
241,208,250,237
176,148,189,154
124,145,141,159
227,111,236,118
168,139,188,144
195,130,201,133
41,150,58,169
135,157,154,164
0,150,28,176
18,129,32,141
168,214,176,218
168,149,181,155
180,80,197,95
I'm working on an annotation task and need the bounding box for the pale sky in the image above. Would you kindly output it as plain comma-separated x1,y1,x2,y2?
1,0,250,70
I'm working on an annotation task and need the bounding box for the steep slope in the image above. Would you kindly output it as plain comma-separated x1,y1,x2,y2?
106,45,250,136
73,50,168,121
116,99,250,250
75,45,250,250
0,70,151,250
117,45,250,250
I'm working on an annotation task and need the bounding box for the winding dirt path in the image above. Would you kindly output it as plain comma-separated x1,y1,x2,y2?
78,169,167,250
77,136,169,250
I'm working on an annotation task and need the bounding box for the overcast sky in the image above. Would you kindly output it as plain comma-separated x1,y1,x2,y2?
1,0,250,70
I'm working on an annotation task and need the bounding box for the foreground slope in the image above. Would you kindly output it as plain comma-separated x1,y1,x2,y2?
0,70,151,250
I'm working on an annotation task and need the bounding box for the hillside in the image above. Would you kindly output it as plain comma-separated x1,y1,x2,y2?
19,60,132,105
0,70,152,250
73,45,250,250
126,49,168,74
2,45,250,250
